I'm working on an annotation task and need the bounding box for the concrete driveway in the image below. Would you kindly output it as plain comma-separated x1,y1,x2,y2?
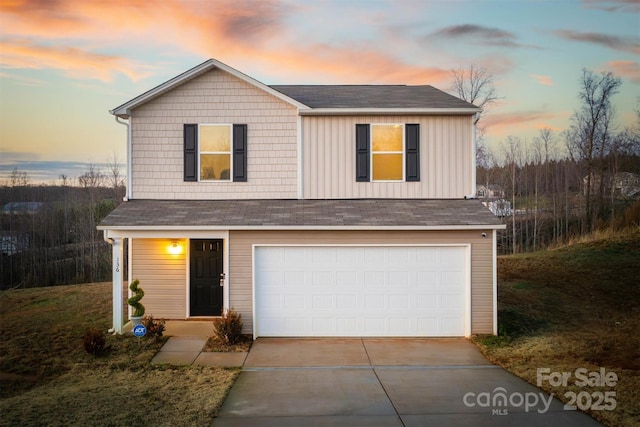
212,338,601,427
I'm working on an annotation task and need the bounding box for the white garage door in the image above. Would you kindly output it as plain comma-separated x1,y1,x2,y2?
254,246,468,337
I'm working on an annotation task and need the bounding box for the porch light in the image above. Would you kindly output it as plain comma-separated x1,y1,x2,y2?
168,241,183,255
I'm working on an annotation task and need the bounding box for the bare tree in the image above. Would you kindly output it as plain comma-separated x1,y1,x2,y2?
78,164,105,188
566,69,621,232
106,152,126,201
450,64,500,133
9,168,30,187
502,136,521,254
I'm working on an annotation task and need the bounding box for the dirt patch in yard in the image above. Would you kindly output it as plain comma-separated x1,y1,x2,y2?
203,334,253,352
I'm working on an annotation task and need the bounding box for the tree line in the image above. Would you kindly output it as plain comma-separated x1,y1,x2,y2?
467,69,640,254
0,164,124,289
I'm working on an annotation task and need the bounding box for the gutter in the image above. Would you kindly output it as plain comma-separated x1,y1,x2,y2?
114,115,132,201
298,107,481,116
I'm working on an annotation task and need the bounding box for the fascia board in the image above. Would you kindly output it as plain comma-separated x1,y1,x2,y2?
298,108,481,116
98,224,507,235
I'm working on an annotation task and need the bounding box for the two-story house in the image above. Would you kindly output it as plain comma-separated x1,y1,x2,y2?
98,58,505,338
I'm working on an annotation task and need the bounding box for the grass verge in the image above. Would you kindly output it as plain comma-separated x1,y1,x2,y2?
472,228,640,427
0,282,238,426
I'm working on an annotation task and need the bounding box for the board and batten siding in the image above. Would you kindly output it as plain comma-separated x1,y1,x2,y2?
131,238,187,319
301,115,473,199
228,230,494,335
130,68,298,200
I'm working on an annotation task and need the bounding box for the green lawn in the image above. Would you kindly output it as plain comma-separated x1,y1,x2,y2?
473,228,640,427
0,282,238,427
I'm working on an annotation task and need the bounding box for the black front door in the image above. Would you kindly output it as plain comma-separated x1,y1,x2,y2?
190,239,223,316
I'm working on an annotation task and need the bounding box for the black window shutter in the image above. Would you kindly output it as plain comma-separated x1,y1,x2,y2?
405,124,420,182
355,124,370,182
184,124,198,182
232,124,248,182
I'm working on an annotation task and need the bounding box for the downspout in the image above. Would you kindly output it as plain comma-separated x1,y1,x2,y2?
114,115,132,201
464,112,480,199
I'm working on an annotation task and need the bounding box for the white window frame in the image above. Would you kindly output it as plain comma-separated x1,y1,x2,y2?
370,123,405,182
198,124,233,182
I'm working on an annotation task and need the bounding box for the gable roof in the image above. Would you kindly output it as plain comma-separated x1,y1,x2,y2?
98,199,503,230
111,58,480,118
110,58,309,119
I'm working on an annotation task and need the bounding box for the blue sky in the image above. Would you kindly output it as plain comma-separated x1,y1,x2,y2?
0,0,638,183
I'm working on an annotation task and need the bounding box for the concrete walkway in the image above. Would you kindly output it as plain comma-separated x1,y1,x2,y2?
212,338,602,427
150,321,248,367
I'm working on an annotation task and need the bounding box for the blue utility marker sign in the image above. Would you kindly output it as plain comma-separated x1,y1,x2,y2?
133,324,147,337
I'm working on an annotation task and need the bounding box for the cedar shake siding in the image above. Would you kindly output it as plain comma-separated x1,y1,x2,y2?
129,68,298,200
301,115,473,199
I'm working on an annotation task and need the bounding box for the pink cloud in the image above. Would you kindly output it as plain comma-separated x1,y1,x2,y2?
531,74,554,86
604,60,640,83
484,110,564,136
0,0,452,85
0,39,152,82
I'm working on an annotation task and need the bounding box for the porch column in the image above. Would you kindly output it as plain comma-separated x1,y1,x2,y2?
112,237,124,334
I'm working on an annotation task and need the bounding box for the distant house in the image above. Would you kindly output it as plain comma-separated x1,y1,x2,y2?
2,202,43,215
0,231,30,256
476,184,505,200
612,172,640,197
582,172,640,198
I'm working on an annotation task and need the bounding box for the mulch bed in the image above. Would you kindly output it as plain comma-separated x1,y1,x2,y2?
202,334,253,352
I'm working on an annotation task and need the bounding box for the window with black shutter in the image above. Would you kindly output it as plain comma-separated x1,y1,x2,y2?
184,124,198,182
405,124,420,182
233,124,247,182
184,124,247,182
355,124,370,182
356,123,420,182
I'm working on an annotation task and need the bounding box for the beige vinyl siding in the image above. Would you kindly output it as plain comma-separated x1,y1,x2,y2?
302,116,472,199
229,230,494,335
130,68,298,199
131,238,187,319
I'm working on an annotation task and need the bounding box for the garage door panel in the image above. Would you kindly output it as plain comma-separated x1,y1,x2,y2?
363,247,385,265
284,247,305,264
255,246,467,337
312,294,333,310
336,271,358,287
389,317,411,333
416,294,438,310
389,294,410,310
441,317,465,335
389,271,410,287
336,294,357,310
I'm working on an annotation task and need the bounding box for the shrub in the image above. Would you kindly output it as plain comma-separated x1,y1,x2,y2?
142,315,166,339
83,328,106,355
127,279,145,317
212,308,243,345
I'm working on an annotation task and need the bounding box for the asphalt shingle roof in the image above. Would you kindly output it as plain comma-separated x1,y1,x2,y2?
270,85,478,109
99,199,502,228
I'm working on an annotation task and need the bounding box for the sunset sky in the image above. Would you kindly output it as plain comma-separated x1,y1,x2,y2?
1,0,639,184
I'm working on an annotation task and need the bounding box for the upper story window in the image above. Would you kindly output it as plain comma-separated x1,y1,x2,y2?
355,123,419,183
372,124,404,181
200,125,231,181
183,123,247,183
